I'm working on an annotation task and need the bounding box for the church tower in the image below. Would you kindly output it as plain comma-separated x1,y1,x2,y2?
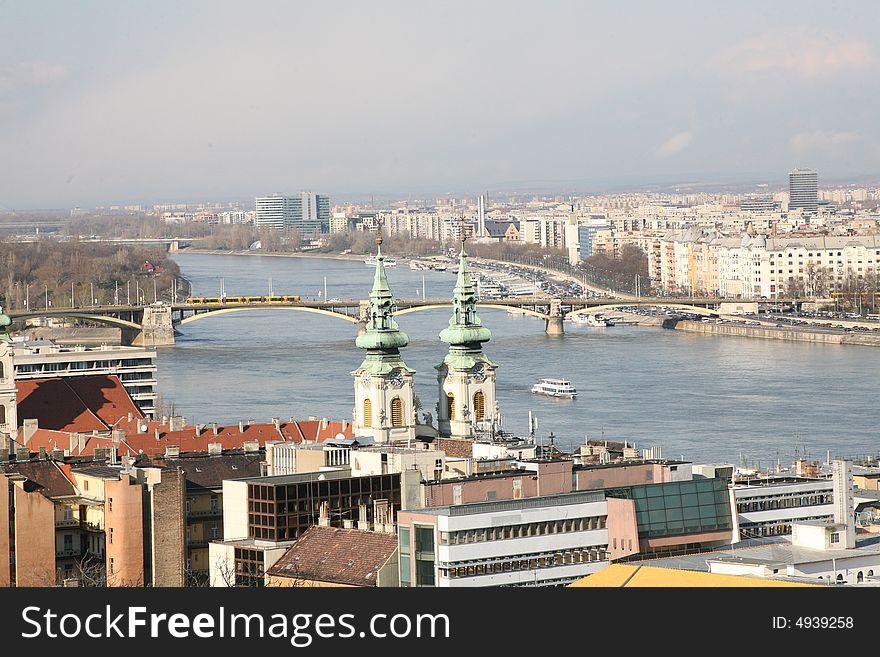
0,309,17,441
436,242,498,439
351,234,416,443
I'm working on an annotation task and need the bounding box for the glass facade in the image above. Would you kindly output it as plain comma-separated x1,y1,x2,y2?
398,526,411,587
609,478,732,539
414,525,436,587
246,474,401,541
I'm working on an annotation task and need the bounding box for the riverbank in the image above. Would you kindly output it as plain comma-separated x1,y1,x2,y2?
671,319,880,347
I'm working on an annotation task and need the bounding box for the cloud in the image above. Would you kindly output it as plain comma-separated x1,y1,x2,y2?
0,61,69,94
710,26,874,80
657,131,693,158
790,130,860,155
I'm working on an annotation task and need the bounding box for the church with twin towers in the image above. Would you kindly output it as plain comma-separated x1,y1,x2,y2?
351,232,499,444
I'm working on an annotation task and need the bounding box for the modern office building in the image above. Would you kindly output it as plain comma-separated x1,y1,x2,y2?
397,491,610,587
789,168,818,213
254,192,329,233
12,339,158,417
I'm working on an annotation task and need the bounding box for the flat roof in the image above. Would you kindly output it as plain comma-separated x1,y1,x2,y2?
235,469,386,486
410,489,606,518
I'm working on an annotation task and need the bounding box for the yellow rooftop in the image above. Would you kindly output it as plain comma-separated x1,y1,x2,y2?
569,564,815,588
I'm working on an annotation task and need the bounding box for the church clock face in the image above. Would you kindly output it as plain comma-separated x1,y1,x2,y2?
472,363,487,382
360,370,372,386
390,369,404,387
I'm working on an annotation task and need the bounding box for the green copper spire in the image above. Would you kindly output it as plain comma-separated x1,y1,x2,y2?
437,242,494,370
354,234,414,375
0,307,12,344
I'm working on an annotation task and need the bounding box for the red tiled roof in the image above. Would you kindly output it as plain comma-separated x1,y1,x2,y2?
267,526,398,586
16,378,107,433
65,375,144,427
2,460,78,498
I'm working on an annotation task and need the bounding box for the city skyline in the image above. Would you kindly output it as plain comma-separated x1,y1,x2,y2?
2,1,879,209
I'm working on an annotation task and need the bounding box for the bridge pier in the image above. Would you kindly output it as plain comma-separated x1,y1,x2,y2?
544,298,564,336
545,316,564,336
124,305,176,346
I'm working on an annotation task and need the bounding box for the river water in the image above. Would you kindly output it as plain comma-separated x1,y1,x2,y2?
156,252,880,466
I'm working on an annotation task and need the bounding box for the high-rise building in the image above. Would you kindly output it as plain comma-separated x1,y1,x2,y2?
254,192,330,233
788,168,818,213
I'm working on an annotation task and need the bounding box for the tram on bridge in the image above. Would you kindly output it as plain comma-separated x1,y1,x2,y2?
185,295,303,304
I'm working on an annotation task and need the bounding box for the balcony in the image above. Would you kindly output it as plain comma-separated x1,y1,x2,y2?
187,508,221,518
55,518,80,528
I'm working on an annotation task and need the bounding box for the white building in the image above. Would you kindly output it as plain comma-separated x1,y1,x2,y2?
397,491,610,587
12,339,158,417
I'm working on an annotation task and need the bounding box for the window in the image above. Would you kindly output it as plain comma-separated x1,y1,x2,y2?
399,526,411,586
108,498,113,512
362,398,372,427
109,527,114,544
830,532,840,544
473,391,485,420
109,558,115,575
390,397,404,427
446,392,456,420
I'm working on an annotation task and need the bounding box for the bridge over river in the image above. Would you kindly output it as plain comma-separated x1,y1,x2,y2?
7,296,800,346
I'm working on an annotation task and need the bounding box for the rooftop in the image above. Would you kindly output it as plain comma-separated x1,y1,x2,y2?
413,489,605,518
267,526,398,586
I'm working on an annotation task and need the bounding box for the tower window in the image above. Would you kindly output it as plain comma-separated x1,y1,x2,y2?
473,391,485,420
0,405,5,425
391,397,404,427
446,392,456,420
363,398,373,428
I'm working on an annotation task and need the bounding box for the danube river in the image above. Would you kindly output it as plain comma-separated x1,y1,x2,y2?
156,252,880,466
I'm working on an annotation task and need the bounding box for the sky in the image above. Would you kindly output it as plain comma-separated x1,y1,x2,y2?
1,1,879,209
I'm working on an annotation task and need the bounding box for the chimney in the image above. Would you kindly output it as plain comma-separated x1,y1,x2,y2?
164,445,180,458
341,419,349,432
0,448,9,462
318,501,330,527
357,502,370,531
15,446,30,461
212,423,219,436
169,416,185,432
207,443,222,456
154,428,161,441
239,420,245,433
111,429,125,444
243,440,259,453
832,459,856,549
22,418,38,445
127,412,133,422
162,415,168,425
38,446,47,460
321,417,329,430
272,418,280,431
308,416,317,422
50,448,65,461
342,519,354,529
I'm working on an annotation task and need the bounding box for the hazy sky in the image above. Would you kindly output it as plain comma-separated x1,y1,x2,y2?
1,1,879,208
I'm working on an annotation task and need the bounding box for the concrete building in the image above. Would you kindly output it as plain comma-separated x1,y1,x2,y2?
255,192,329,234
209,469,407,586
12,340,158,417
731,475,834,540
789,168,818,213
397,491,610,587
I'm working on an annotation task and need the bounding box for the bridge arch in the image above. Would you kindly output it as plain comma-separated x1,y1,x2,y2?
565,303,717,319
9,312,142,330
396,302,550,321
177,306,360,325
